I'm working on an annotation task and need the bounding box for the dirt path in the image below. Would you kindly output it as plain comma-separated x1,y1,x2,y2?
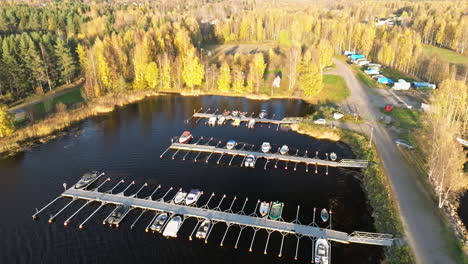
333,58,458,264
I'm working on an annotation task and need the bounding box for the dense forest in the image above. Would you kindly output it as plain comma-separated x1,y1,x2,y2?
0,0,466,105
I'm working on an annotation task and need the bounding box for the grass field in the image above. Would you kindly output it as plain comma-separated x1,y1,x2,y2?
317,74,350,102
422,45,468,65
33,88,84,116
381,67,418,82
381,107,421,129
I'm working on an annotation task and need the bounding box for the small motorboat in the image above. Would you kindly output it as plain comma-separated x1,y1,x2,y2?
247,119,255,128
259,110,267,119
217,116,225,125
106,204,131,226
320,208,329,222
279,145,289,155
259,201,270,217
195,219,211,239
208,116,217,126
150,213,168,232
75,171,103,189
261,142,271,153
173,190,188,204
330,152,337,161
232,118,241,126
162,215,183,238
232,110,239,117
179,131,193,144
314,238,329,264
226,140,236,150
185,189,202,205
244,154,256,168
269,201,284,220
222,110,230,116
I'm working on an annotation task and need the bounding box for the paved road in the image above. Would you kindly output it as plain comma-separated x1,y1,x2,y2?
332,58,458,264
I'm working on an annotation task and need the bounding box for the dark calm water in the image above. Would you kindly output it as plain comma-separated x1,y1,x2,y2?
0,95,383,264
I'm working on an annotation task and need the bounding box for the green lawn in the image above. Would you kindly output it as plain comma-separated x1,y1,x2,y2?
380,107,421,129
422,45,468,66
52,88,84,106
318,74,350,103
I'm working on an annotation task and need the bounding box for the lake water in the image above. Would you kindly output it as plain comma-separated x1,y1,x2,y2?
0,95,383,263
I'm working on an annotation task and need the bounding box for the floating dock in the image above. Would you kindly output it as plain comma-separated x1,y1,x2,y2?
193,112,302,125
163,141,369,169
33,181,393,259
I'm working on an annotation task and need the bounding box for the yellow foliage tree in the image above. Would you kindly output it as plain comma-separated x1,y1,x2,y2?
145,62,159,90
217,62,231,92
182,48,204,92
0,105,15,138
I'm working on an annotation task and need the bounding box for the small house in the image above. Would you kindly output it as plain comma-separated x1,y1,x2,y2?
377,77,394,84
343,51,356,56
272,75,281,88
365,68,380,75
392,79,411,90
349,54,365,61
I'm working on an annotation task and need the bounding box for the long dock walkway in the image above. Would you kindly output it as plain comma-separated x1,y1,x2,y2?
168,142,369,168
54,186,392,246
193,112,302,125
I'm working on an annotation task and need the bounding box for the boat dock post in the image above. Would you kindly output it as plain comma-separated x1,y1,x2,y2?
32,195,62,220
204,220,217,244
90,177,111,192
249,200,260,217
145,184,161,200
325,153,329,175
186,107,202,123
206,141,221,163
130,209,147,229
213,194,227,211
106,179,125,194
64,200,92,226
278,232,287,257
234,226,246,249
116,180,135,196
292,205,301,224
225,196,237,213
145,212,159,232
264,230,273,254
79,202,106,229
48,198,77,223
130,183,148,198
195,108,210,124
189,218,204,240
157,187,173,202
159,146,172,159
293,235,303,260
219,222,232,246
201,192,215,209
248,227,260,252
216,152,224,164
194,137,213,162
238,197,248,215
310,237,315,263
263,159,270,170
183,137,203,160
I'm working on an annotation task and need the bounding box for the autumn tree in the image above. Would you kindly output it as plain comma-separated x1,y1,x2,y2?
250,53,266,94
0,105,15,138
217,62,231,92
145,62,159,90
182,48,204,92
297,51,322,97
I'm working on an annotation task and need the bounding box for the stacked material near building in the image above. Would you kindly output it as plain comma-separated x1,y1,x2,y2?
392,79,411,90
412,82,436,89
377,77,394,84
365,68,380,75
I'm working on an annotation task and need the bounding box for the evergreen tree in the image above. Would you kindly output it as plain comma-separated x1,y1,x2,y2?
55,38,76,84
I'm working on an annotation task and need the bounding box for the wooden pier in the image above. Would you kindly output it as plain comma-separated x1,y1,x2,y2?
164,142,369,169
33,181,394,261
193,112,302,125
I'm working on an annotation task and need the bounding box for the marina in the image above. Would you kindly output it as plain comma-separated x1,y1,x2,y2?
33,179,394,261
161,139,370,169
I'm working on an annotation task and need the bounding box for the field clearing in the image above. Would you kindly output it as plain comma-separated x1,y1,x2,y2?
422,45,468,66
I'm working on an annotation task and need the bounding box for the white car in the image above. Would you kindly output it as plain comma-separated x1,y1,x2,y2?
313,119,326,125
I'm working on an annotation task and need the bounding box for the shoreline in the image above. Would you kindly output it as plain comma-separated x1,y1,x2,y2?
288,123,414,263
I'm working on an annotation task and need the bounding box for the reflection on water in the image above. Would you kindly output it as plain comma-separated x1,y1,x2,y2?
0,95,382,264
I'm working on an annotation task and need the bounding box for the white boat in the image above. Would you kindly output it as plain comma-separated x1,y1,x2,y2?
196,219,211,239
162,215,183,238
261,142,271,153
106,204,131,226
320,208,329,222
173,190,188,204
75,171,102,189
217,116,225,125
226,140,236,150
279,145,289,155
259,110,267,119
232,110,239,117
185,189,202,205
314,238,329,264
150,213,168,232
178,131,193,143
259,201,270,217
248,119,255,128
208,116,217,126
244,154,256,167
330,152,337,161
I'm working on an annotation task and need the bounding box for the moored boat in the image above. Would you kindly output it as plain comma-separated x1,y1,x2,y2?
259,201,270,217
222,110,230,116
179,131,193,144
173,190,188,204
314,238,329,264
330,152,337,161
208,116,217,126
75,171,103,189
185,189,202,205
195,219,211,239
268,201,284,220
259,110,267,119
217,116,225,125
261,142,271,153
226,140,236,150
106,204,131,226
232,118,241,126
162,215,183,238
244,154,256,168
247,119,255,128
320,208,329,222
150,213,168,232
279,145,289,155
232,110,239,117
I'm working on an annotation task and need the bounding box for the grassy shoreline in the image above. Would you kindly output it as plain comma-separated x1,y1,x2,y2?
289,123,414,263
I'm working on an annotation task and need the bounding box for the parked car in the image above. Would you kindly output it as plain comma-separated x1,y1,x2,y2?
313,119,327,125
394,139,414,149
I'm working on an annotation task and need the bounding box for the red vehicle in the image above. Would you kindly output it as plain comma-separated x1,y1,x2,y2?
384,104,393,112
178,131,193,144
